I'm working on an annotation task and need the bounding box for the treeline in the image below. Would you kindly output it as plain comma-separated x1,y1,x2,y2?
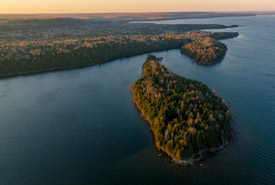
0,36,187,77
0,18,238,41
131,55,231,160
0,31,237,77
209,32,239,40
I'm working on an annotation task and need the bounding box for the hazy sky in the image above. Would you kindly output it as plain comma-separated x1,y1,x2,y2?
1,0,274,13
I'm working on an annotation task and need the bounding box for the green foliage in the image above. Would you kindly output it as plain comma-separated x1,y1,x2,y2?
0,35,186,77
209,32,239,40
0,31,237,77
181,37,228,65
0,16,238,78
0,17,238,77
131,55,231,160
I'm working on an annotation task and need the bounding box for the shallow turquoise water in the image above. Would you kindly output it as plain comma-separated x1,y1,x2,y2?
0,15,274,185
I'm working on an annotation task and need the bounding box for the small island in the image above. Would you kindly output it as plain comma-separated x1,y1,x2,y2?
181,32,238,65
181,37,227,65
131,55,233,164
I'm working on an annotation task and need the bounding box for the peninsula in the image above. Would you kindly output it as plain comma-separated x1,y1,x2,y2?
181,32,238,65
131,55,233,164
0,16,238,78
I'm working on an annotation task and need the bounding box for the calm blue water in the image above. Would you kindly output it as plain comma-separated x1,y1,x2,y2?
0,15,274,185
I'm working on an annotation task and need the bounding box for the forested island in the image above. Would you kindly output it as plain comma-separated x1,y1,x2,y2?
181,37,227,65
131,55,233,164
181,32,238,65
0,15,240,78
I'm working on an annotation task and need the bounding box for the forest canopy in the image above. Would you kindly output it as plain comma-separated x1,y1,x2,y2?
181,32,238,65
181,37,227,65
0,30,238,77
131,55,232,162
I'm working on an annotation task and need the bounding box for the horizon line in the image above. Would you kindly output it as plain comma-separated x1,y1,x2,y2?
1,10,275,15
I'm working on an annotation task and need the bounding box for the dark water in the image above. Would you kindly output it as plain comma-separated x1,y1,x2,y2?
0,15,274,185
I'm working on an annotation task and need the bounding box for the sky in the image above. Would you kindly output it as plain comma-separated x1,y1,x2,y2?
0,0,274,14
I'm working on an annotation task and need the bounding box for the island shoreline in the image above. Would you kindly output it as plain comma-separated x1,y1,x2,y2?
130,57,234,165
131,84,234,165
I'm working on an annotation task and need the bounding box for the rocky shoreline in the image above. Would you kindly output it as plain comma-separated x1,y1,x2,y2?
171,144,225,165
165,127,234,165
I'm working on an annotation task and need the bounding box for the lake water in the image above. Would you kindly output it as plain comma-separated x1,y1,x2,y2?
0,15,274,185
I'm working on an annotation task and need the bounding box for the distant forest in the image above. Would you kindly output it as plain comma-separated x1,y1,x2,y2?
0,17,238,77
